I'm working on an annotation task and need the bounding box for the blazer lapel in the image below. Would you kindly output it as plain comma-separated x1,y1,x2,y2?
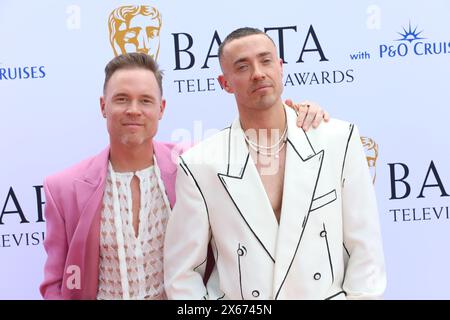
72,147,109,298
218,119,278,262
153,140,178,209
273,107,324,299
73,148,109,225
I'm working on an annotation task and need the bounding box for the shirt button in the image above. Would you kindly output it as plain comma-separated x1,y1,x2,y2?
314,273,321,280
252,290,260,297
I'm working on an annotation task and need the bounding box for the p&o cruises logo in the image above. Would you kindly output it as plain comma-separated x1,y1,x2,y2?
0,63,46,81
379,22,450,59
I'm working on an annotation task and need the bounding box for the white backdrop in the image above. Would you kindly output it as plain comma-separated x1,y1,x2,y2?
1,0,449,299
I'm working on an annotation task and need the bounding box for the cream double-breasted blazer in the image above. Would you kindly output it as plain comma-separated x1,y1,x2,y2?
164,107,386,300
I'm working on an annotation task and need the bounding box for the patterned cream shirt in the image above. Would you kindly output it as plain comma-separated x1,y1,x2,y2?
97,159,170,300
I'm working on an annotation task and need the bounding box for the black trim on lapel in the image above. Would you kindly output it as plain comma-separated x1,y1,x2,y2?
286,136,316,161
218,155,276,263
341,123,354,184
180,156,210,224
219,126,232,175
274,140,325,299
303,127,316,155
302,215,307,229
179,162,188,176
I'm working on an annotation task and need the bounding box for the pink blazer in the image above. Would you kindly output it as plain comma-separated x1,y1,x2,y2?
40,141,187,299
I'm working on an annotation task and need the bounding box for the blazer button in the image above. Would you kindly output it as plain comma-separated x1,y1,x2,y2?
320,230,327,237
237,245,247,256
252,290,260,298
314,273,321,280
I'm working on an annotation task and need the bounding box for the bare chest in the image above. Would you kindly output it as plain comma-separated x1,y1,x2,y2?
251,147,286,223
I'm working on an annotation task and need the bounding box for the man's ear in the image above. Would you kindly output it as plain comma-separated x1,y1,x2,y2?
159,98,166,120
100,96,106,118
218,75,233,93
279,58,284,77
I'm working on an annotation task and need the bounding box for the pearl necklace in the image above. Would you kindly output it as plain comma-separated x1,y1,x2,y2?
243,124,288,159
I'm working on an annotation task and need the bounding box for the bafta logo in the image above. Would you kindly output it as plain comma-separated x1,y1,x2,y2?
361,136,378,184
108,5,162,60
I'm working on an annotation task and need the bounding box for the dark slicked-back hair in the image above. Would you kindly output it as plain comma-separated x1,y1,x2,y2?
103,52,164,95
218,27,276,62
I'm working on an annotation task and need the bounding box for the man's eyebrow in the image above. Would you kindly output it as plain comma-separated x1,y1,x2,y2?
140,94,156,99
233,51,272,65
233,57,248,66
112,92,129,97
112,93,156,99
257,52,272,58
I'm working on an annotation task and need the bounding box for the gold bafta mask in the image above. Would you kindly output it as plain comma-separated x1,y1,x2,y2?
108,5,162,60
361,136,379,184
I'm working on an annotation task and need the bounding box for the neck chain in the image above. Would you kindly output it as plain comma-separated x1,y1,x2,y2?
246,139,287,158
243,119,288,158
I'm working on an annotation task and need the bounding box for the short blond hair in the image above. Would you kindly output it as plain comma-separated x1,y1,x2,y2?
103,52,164,95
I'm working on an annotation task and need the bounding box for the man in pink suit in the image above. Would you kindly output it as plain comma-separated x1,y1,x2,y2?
40,52,328,299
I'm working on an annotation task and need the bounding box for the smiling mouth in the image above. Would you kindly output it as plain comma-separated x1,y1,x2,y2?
123,123,144,129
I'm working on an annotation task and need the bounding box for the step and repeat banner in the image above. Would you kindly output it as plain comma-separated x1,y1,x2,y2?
1,0,449,299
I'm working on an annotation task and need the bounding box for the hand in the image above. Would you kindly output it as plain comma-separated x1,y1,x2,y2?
284,99,330,131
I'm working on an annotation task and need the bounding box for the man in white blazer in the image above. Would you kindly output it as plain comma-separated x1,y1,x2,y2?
164,27,386,300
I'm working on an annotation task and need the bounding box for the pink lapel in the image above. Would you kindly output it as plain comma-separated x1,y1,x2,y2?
65,147,109,299
153,141,178,208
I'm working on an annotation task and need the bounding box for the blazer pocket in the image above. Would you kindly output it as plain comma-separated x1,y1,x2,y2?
310,189,337,212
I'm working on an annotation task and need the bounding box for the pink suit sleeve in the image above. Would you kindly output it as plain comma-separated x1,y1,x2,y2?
39,178,68,300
